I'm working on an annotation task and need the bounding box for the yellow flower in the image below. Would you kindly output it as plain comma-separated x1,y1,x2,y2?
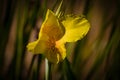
27,9,90,64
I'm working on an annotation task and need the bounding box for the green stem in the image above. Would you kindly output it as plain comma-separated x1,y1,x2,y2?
45,59,51,80
45,59,49,80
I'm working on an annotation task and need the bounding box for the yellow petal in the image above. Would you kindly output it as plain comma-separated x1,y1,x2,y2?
58,15,90,43
45,42,66,64
45,48,60,64
55,41,66,61
27,40,38,53
27,39,47,54
39,9,64,41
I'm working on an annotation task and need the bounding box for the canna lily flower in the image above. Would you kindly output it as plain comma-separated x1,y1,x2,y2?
27,9,90,64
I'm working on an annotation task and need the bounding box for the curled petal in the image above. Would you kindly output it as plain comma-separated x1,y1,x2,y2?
58,15,90,43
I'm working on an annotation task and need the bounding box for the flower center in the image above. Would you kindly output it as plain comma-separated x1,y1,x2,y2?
47,36,56,51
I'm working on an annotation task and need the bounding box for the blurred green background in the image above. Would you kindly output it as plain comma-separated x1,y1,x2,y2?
0,0,120,80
